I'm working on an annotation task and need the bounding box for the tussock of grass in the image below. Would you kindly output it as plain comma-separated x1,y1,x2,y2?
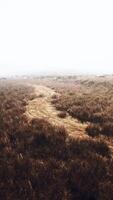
57,111,67,118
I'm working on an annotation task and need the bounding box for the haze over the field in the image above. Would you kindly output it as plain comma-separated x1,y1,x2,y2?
0,0,113,76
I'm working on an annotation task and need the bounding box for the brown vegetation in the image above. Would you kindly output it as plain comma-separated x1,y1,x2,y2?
52,79,113,138
57,111,67,118
0,79,113,200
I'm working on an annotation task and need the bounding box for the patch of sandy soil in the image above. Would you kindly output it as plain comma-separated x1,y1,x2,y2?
25,84,88,139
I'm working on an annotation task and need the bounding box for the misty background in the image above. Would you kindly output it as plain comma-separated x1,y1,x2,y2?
0,0,113,77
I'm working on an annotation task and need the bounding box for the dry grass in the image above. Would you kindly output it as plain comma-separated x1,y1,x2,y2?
26,84,88,139
50,78,113,155
0,78,113,200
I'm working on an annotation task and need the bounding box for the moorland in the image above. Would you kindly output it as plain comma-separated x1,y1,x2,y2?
0,75,113,200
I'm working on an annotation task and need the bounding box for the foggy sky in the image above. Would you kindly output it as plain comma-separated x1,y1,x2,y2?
0,0,113,76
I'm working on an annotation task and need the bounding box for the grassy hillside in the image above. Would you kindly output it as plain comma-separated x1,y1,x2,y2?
0,79,113,200
52,78,113,139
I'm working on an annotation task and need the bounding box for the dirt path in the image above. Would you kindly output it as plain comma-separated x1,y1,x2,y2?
26,84,88,139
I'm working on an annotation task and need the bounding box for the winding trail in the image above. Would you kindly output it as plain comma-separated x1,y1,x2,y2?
26,84,88,139
25,84,113,156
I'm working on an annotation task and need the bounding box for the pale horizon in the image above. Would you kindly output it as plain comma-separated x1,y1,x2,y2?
0,65,113,77
0,0,113,76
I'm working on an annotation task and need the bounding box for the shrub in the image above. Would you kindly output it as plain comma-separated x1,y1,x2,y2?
102,122,113,136
38,94,45,98
86,124,101,137
51,94,58,99
57,111,67,118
